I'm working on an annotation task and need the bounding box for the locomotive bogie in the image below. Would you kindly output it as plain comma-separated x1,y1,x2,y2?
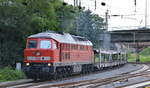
23,63,55,79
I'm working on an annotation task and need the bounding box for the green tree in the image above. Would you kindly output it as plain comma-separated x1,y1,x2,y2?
22,0,59,31
56,4,77,32
72,10,105,48
0,0,32,66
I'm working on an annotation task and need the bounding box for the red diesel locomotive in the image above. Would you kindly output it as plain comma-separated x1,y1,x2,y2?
23,31,94,80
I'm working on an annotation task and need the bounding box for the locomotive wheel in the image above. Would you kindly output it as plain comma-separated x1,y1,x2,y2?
68,67,73,76
63,68,67,78
56,68,63,79
53,73,58,80
33,76,38,81
82,65,93,74
82,65,87,74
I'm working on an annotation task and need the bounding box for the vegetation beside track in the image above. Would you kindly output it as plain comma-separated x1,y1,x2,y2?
128,47,150,62
0,67,25,82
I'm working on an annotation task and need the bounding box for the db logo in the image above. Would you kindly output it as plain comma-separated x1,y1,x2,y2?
33,51,41,56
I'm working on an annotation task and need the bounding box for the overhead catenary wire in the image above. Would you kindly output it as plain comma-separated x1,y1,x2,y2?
66,0,150,30
95,0,96,10
134,0,136,12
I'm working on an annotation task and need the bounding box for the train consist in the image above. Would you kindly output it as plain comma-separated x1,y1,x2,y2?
23,31,127,80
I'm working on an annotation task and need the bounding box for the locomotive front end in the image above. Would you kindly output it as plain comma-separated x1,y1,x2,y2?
23,37,59,80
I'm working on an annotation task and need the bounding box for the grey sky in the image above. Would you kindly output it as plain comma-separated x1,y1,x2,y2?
64,0,150,30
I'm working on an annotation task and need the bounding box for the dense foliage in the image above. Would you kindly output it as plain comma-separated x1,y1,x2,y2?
128,48,150,62
140,47,150,56
71,10,105,48
0,67,25,82
0,0,104,66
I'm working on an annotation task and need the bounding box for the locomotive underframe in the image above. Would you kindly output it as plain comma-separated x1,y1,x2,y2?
23,62,94,80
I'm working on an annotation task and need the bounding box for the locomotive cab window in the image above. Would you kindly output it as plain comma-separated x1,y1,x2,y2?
40,40,51,49
28,40,37,48
53,41,57,49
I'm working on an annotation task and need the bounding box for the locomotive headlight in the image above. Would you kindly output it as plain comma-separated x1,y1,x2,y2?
26,63,30,66
48,63,51,66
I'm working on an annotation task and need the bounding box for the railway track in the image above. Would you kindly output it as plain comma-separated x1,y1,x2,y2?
59,64,150,88
35,64,150,88
47,65,150,88
1,63,148,88
0,79,33,88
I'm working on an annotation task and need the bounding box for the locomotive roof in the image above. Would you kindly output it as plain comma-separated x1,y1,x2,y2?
28,32,93,46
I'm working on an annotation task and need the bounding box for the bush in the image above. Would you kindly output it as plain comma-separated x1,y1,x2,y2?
0,67,26,82
128,47,150,62
140,47,150,56
128,53,136,62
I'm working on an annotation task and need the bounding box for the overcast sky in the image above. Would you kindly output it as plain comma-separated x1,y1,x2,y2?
64,0,150,31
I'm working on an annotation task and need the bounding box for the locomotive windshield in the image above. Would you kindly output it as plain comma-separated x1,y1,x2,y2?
28,40,37,48
40,40,51,49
